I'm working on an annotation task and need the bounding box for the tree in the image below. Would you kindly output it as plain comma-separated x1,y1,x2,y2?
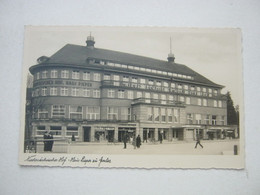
226,91,238,125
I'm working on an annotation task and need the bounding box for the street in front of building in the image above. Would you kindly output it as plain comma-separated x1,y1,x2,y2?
54,139,239,155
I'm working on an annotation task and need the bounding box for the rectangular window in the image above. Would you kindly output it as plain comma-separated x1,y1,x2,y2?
50,87,57,96
177,84,183,93
169,95,174,102
113,75,120,81
70,106,83,119
108,89,115,98
218,100,222,107
36,125,46,135
187,113,193,124
171,83,176,88
145,92,151,103
161,94,166,104
118,90,125,98
120,107,130,121
174,109,180,123
154,107,159,121
66,126,78,137
83,72,91,80
61,87,68,96
115,63,122,68
202,87,207,96
127,90,133,99
123,76,129,82
83,89,90,97
42,87,47,96
50,126,62,136
107,107,118,120
94,73,101,81
195,114,202,124
140,78,146,84
163,82,169,87
132,77,138,83
61,70,69,78
38,109,48,119
147,107,153,121
198,98,202,106
148,79,154,85
161,108,166,122
156,81,161,86
197,87,201,95
167,108,173,122
42,71,48,79
93,89,100,98
128,65,134,69
137,91,142,98
153,93,159,100
214,100,218,107
51,70,58,78
204,114,210,125
72,71,80,79
86,107,100,120
214,89,218,96
180,96,185,102
184,85,189,94
212,115,217,125
52,105,65,118
190,86,196,95
103,74,111,80
203,99,207,106
72,88,79,96
186,97,191,104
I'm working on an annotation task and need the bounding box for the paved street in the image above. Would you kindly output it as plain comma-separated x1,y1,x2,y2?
66,139,240,155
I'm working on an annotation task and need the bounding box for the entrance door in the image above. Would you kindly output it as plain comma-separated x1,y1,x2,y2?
83,127,91,142
107,130,114,142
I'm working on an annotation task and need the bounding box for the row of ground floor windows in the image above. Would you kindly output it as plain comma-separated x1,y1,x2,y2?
35,125,236,142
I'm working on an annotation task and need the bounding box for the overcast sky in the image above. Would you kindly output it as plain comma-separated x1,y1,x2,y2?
23,26,243,106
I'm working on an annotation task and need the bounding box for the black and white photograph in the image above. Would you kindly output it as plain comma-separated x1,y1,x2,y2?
19,26,244,168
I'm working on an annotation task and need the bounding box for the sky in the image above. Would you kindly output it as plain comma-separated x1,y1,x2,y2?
23,26,243,106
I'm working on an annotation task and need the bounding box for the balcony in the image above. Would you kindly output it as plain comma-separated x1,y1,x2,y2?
132,98,184,107
101,80,222,98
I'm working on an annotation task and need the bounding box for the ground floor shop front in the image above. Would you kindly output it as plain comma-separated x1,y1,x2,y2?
31,121,238,143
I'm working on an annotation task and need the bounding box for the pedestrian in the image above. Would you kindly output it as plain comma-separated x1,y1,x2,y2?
71,133,75,142
194,135,203,148
49,132,54,152
123,133,127,149
159,133,163,144
43,131,49,152
136,135,141,148
130,136,133,145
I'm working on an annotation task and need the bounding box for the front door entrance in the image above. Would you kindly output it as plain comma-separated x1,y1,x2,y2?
83,127,91,142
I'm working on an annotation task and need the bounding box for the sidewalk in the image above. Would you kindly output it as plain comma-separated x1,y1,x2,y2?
66,139,240,155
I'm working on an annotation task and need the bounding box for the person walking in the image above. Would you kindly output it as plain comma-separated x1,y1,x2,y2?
194,135,203,148
159,133,163,144
43,131,49,152
123,133,127,149
136,135,141,148
49,132,54,152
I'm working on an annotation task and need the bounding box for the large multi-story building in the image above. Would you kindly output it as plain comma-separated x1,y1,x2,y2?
28,35,237,144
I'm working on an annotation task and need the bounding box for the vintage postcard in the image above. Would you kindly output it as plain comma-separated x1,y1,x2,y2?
19,26,244,168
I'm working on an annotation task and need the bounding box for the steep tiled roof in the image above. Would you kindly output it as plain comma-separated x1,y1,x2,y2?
35,44,223,88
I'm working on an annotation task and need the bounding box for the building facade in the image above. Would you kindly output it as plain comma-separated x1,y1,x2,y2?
28,36,238,143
